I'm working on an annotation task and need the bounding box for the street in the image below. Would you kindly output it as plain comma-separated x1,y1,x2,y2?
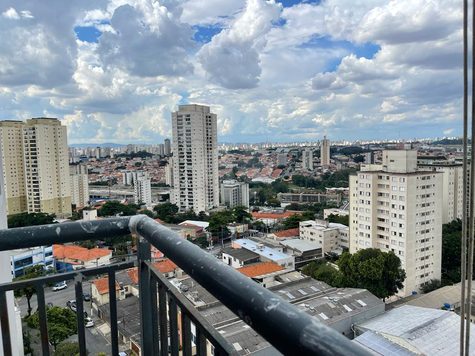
18,280,113,355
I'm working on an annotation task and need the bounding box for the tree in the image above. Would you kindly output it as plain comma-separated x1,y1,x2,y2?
28,306,78,351
54,341,90,356
441,219,462,282
421,279,442,294
121,204,138,216
353,155,365,163
8,212,56,228
207,214,231,238
337,249,406,300
140,209,155,218
14,265,44,316
153,202,179,223
98,201,123,217
327,214,349,226
233,206,252,223
266,198,281,207
282,213,306,229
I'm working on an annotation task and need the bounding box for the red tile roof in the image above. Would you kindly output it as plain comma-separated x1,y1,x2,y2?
126,268,139,284
252,211,301,220
153,259,179,274
93,277,119,295
53,245,112,262
271,169,283,178
237,262,286,278
274,228,300,238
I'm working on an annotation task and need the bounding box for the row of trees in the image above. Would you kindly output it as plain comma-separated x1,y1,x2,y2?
303,248,406,301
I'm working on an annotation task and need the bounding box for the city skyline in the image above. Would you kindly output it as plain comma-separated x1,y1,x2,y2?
0,0,462,144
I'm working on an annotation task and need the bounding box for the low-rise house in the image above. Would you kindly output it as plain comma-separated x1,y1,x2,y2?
232,239,295,270
237,262,287,287
251,210,301,227
92,277,122,310
279,239,323,267
270,228,300,240
299,220,349,254
222,248,260,268
53,244,112,272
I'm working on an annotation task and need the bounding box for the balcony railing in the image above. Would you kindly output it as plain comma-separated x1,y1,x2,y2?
0,216,368,356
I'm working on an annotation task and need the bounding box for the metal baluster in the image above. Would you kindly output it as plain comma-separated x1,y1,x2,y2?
37,285,50,356
168,295,179,356
0,291,12,356
181,313,192,356
158,282,169,356
109,270,119,356
137,234,154,356
151,276,159,356
75,276,87,356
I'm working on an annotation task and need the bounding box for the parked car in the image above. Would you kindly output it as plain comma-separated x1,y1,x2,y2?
69,302,77,312
206,245,214,250
66,299,75,308
83,293,91,301
52,282,67,291
46,302,53,307
85,317,94,328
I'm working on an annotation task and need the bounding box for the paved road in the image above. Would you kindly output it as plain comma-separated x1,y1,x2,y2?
18,280,115,355
18,280,93,317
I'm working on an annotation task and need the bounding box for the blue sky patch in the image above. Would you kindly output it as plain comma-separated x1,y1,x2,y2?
192,25,223,43
74,26,102,43
280,0,321,7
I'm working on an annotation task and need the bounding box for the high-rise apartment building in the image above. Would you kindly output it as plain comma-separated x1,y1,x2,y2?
0,138,24,356
24,118,71,218
171,104,219,212
320,136,330,165
158,143,165,156
70,164,89,208
164,138,171,156
0,121,28,215
278,153,287,167
134,171,152,205
221,180,249,208
349,150,442,296
0,119,71,218
418,157,463,224
302,149,313,171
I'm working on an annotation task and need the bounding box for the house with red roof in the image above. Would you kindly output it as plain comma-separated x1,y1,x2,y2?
54,244,113,272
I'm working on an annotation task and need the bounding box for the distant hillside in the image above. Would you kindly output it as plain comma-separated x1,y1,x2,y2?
68,143,125,148
432,138,466,145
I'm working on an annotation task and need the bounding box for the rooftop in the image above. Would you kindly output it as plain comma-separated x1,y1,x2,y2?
53,244,112,262
355,305,475,356
93,277,120,295
279,239,323,253
222,247,260,262
233,239,292,261
273,228,300,238
237,262,286,278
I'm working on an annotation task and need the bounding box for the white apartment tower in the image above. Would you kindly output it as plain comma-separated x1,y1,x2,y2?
134,171,152,205
302,149,313,171
0,119,72,218
171,104,219,212
349,150,442,296
70,164,89,207
418,159,464,224
320,136,330,165
221,180,250,208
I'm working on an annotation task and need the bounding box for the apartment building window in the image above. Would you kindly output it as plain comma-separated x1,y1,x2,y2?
392,177,397,182
400,187,405,192
392,186,398,191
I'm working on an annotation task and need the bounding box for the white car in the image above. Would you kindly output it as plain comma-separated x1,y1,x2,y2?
85,317,94,328
52,282,67,291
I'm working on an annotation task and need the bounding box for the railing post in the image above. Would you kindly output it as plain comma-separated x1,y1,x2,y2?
0,291,12,356
108,270,119,356
137,233,154,356
36,285,51,356
74,274,87,356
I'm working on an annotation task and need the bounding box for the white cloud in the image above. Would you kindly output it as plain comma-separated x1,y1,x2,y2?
443,129,454,135
196,0,281,89
2,7,20,20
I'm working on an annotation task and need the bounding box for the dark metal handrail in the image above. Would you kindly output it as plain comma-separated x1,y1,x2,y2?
0,216,369,356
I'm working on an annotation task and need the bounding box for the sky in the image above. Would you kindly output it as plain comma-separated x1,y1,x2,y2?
0,0,463,144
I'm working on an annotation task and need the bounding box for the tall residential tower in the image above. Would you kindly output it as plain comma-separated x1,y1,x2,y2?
171,105,219,212
349,150,442,296
0,118,71,218
320,136,330,165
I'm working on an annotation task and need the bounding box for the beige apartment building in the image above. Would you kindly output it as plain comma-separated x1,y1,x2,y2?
0,118,71,218
299,219,349,254
0,121,28,215
302,148,313,170
70,164,89,208
171,105,219,212
349,150,442,296
320,136,330,166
